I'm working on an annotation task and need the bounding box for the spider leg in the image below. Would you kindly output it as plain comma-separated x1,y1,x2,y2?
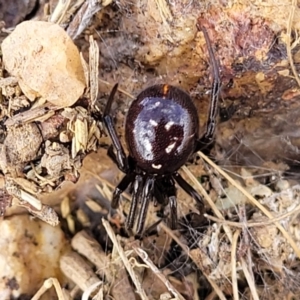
164,177,177,230
103,83,129,173
111,173,134,209
154,177,178,229
169,195,177,229
153,180,167,207
195,25,221,151
173,172,204,212
154,178,176,228
126,174,143,230
136,177,155,235
107,145,117,165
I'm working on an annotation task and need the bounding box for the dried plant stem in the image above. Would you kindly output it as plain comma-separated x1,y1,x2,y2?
32,278,68,300
132,245,185,300
204,203,300,227
182,165,233,243
82,282,102,300
50,0,72,24
197,151,300,259
71,231,113,282
286,0,300,87
60,251,100,292
89,36,99,106
241,258,259,300
102,219,148,300
160,223,227,300
231,230,241,300
99,79,135,99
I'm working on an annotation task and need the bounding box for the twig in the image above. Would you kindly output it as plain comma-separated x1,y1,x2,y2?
132,244,185,300
60,251,100,292
197,151,300,259
71,231,113,282
102,219,148,300
231,230,241,300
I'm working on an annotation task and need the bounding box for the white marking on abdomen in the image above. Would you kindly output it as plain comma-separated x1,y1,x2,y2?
152,164,162,169
150,119,158,127
165,121,174,131
165,142,176,153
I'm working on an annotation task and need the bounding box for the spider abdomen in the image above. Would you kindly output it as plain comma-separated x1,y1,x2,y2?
125,84,199,174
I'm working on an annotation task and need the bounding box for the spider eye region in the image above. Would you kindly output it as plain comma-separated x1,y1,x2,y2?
125,84,199,174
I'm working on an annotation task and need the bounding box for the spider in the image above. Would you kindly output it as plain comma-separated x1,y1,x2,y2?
103,25,220,235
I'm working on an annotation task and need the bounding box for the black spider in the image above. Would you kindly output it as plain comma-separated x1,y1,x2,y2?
103,25,220,235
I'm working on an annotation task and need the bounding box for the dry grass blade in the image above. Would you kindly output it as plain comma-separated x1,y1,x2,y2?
89,35,99,106
205,203,300,228
80,53,89,88
19,189,42,210
31,278,68,300
241,258,259,300
98,79,135,99
51,0,86,26
197,151,300,259
82,281,103,300
182,165,233,243
50,0,72,24
286,0,300,87
102,219,149,300
159,223,227,300
20,202,60,226
67,0,113,40
231,230,241,300
132,244,185,300
4,106,56,126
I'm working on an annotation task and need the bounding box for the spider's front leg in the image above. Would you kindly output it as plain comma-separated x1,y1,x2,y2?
103,83,129,173
165,177,178,230
126,174,143,230
111,173,134,209
155,177,178,229
103,84,134,213
136,177,155,235
196,25,221,151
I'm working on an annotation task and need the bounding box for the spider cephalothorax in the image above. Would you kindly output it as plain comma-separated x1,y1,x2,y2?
103,25,220,235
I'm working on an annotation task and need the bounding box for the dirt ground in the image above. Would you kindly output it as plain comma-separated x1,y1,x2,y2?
1,0,300,299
